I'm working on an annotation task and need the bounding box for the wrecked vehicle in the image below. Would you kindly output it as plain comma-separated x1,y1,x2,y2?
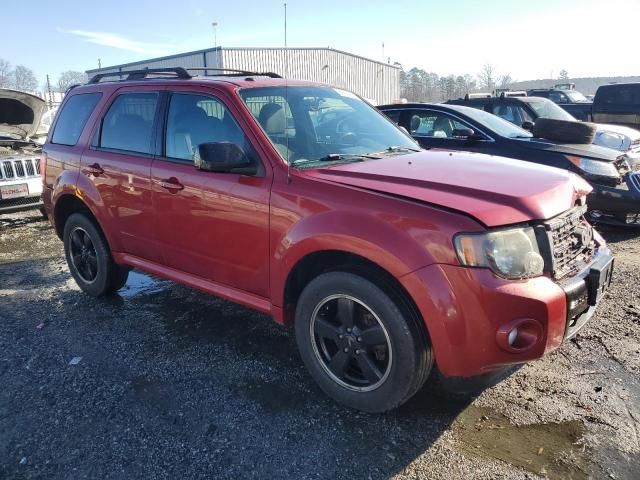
447,94,640,165
0,89,45,214
380,103,640,227
42,68,613,412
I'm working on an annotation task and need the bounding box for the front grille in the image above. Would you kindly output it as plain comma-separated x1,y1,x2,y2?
541,205,595,280
0,158,40,181
14,160,25,177
2,161,13,179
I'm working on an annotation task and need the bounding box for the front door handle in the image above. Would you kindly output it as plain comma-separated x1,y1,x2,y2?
82,163,104,177
153,177,184,192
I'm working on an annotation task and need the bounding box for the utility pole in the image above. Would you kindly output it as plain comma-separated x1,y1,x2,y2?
46,74,53,109
98,58,102,69
212,22,218,48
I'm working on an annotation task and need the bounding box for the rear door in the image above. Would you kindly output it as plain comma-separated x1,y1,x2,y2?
151,89,271,297
81,88,161,260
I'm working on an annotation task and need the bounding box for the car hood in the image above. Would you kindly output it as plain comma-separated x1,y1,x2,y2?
302,151,591,227
594,123,640,152
519,137,621,162
0,89,46,139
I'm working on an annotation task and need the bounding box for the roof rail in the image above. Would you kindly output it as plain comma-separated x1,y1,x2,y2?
87,67,192,84
186,67,282,78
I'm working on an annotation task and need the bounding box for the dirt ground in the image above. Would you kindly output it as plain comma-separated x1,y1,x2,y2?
1,210,638,480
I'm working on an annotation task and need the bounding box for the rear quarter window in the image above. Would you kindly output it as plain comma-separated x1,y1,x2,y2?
596,85,640,106
51,93,102,146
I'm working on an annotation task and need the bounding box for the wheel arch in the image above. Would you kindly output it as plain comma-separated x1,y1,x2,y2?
281,249,430,346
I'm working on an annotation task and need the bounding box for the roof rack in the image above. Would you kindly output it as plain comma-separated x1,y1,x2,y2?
186,67,282,78
87,67,192,84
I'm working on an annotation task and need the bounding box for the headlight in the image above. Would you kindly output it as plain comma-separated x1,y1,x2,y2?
454,227,545,279
566,155,620,178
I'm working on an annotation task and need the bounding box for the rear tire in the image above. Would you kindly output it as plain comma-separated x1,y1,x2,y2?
532,118,596,144
295,271,432,412
63,213,129,297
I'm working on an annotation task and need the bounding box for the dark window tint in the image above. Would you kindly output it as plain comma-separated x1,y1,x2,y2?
548,91,567,103
383,110,401,124
100,93,158,154
597,86,640,106
51,93,102,146
491,103,533,125
408,111,469,137
165,93,247,161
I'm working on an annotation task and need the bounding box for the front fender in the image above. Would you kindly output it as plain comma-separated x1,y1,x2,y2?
270,210,438,309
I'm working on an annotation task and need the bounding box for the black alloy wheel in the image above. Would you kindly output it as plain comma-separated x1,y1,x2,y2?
310,294,392,392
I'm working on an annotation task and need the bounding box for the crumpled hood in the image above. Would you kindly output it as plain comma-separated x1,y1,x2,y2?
303,151,591,227
522,137,621,161
0,89,46,139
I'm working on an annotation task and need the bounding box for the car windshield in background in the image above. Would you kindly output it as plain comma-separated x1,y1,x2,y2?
239,86,417,166
457,107,533,139
526,99,576,121
565,91,589,102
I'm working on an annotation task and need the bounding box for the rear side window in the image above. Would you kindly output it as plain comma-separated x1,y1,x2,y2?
51,93,102,146
100,93,159,154
597,86,640,106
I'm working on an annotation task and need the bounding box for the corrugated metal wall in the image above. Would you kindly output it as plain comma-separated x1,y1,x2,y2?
86,48,399,104
221,48,398,104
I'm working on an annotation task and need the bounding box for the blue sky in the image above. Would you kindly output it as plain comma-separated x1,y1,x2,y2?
3,0,639,88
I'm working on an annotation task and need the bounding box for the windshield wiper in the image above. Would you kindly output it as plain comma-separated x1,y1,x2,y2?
316,153,382,162
381,146,421,153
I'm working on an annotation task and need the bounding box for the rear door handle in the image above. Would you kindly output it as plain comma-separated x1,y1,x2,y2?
153,177,184,192
82,163,104,177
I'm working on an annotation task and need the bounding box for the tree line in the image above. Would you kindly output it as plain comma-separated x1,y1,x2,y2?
0,58,87,95
399,63,513,102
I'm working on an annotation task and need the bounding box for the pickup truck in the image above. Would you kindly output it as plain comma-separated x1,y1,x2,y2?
530,84,640,131
42,68,614,412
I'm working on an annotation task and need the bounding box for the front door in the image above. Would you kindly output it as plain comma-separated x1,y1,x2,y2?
151,90,271,297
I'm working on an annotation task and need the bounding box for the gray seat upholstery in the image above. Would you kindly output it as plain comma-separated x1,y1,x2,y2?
257,103,293,160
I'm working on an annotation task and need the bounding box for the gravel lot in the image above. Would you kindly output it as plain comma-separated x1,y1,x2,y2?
1,210,638,480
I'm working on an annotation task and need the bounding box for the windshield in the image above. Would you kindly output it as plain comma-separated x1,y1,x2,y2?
526,99,576,121
239,86,418,166
457,107,533,138
565,91,588,102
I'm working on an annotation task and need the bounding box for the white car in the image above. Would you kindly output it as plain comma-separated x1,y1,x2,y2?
0,89,45,215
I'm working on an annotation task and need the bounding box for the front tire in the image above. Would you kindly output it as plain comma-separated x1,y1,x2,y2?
295,272,432,412
63,213,129,297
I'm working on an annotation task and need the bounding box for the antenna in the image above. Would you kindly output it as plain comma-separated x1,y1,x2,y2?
284,2,291,184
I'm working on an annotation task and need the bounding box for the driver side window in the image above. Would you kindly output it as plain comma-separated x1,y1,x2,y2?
165,93,248,162
409,111,469,138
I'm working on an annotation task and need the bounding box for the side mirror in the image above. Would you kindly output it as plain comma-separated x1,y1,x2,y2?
521,121,534,131
195,142,256,175
399,126,410,135
452,127,477,139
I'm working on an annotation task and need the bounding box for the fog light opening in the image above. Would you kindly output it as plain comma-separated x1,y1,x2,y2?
497,319,542,353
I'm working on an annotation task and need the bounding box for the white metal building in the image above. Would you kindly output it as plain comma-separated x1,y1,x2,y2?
86,47,400,105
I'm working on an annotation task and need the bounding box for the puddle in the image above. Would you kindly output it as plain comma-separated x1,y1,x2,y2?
119,271,170,298
454,406,589,479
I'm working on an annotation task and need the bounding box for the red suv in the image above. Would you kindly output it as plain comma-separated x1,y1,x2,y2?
42,68,614,412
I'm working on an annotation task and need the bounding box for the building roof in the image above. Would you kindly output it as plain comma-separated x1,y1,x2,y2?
86,46,399,74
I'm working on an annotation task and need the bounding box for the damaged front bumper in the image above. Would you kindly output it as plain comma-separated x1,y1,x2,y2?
587,172,640,226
